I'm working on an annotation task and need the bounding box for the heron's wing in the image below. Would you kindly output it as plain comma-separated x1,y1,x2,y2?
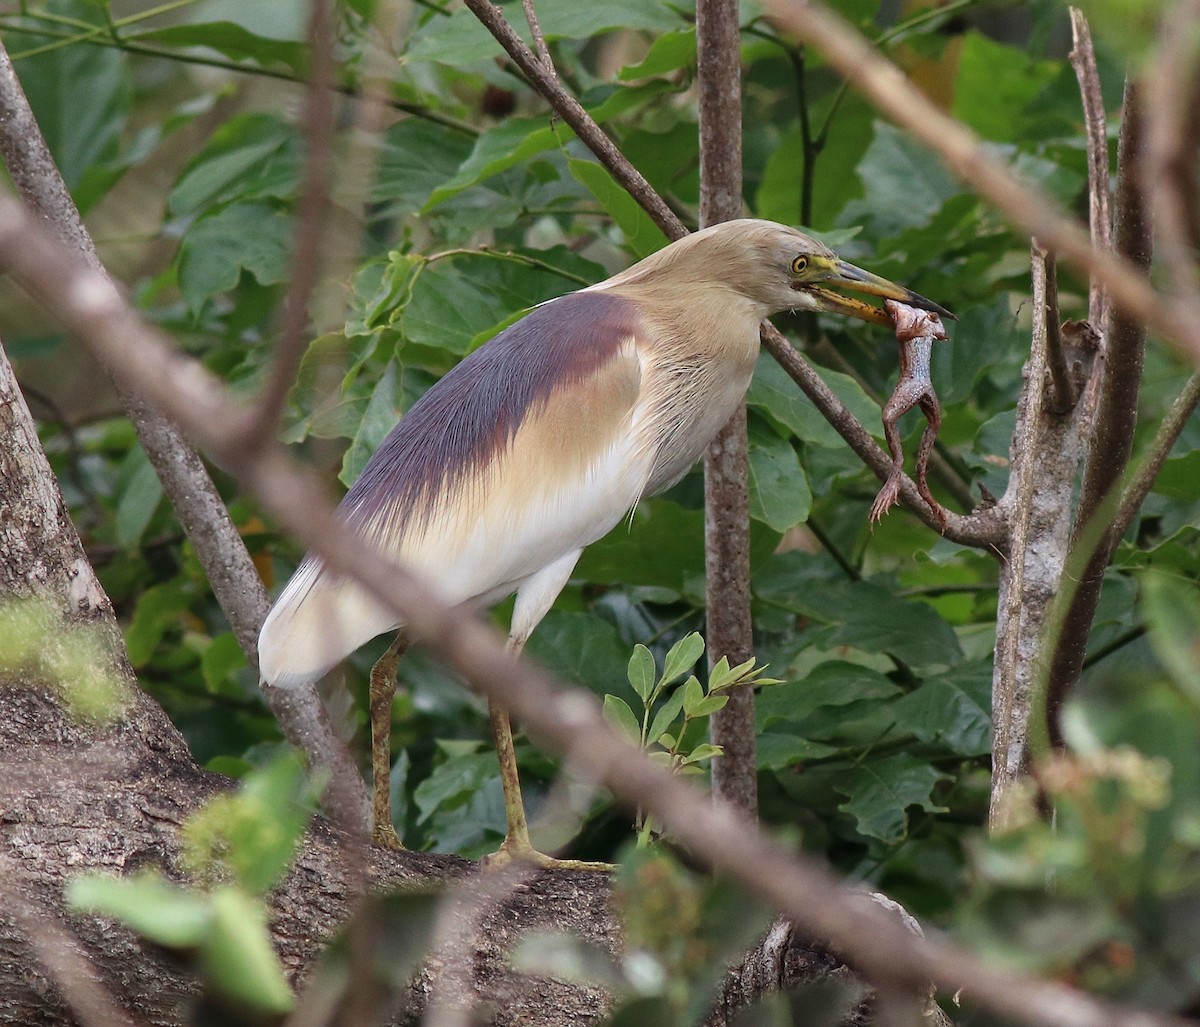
258,290,650,688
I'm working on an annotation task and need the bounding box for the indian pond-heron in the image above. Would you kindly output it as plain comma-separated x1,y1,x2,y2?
258,219,952,867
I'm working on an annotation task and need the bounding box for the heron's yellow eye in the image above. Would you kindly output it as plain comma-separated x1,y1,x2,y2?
791,255,809,275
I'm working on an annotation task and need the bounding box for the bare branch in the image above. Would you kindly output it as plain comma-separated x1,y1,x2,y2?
1039,247,1077,414
1044,81,1150,748
0,193,1189,1027
249,0,338,443
0,37,370,831
1,867,144,1027
762,0,1200,367
521,0,552,71
697,0,757,816
462,0,686,240
1068,8,1112,328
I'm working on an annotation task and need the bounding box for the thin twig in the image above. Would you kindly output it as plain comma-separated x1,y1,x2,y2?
1112,370,1200,540
1068,8,1111,328
249,0,337,445
1043,81,1150,748
1039,245,1075,413
762,0,1200,367
521,0,552,71
0,196,1188,1027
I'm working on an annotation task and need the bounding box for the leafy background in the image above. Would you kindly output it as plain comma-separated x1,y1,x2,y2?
7,0,1200,1009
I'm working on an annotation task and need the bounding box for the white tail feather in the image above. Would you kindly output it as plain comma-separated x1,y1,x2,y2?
258,558,399,688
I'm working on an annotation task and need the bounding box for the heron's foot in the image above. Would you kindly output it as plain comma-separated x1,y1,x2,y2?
372,820,407,851
482,836,613,872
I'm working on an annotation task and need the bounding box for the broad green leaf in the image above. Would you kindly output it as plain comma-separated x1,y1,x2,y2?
132,22,307,74
15,3,130,208
757,662,900,730
1143,571,1200,704
178,201,293,314
755,733,840,770
617,29,696,80
200,632,246,697
603,694,642,744
748,357,880,449
681,676,705,716
890,663,992,756
376,120,476,213
67,871,210,947
125,582,193,668
835,755,949,841
401,248,601,355
748,421,811,532
662,632,705,687
952,33,1062,143
409,0,680,65
426,118,560,209
628,644,657,701
169,114,298,216
203,887,294,1013
568,158,670,259
340,360,401,485
414,751,498,824
523,611,629,696
115,448,163,548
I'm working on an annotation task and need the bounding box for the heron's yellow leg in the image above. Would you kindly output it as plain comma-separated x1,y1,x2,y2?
370,631,410,849
483,642,612,872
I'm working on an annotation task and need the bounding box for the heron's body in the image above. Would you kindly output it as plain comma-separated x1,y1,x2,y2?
260,228,772,689
258,218,950,865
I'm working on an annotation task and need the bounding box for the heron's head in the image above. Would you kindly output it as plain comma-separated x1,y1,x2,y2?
648,219,954,326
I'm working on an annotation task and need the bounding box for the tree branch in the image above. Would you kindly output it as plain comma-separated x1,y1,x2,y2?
1068,8,1111,329
1043,82,1149,748
697,0,758,816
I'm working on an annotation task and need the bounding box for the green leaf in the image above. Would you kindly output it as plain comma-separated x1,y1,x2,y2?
952,32,1061,143
568,158,670,258
521,611,629,697
376,120,476,214
202,887,294,1013
836,755,949,842
617,29,696,80
132,22,307,74
200,632,246,697
748,356,880,449
748,420,811,532
681,675,705,716
756,733,840,770
68,871,210,947
409,0,680,65
414,750,497,824
1143,571,1200,704
177,201,293,314
115,447,163,548
646,687,686,743
757,662,901,730
169,114,298,216
683,742,723,765
662,632,705,687
890,662,992,756
14,4,131,208
627,644,657,701
688,693,729,718
340,360,401,486
603,694,642,745
125,582,193,668
426,117,559,209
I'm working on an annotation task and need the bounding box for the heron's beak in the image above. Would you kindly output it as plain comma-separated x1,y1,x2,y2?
802,258,955,326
